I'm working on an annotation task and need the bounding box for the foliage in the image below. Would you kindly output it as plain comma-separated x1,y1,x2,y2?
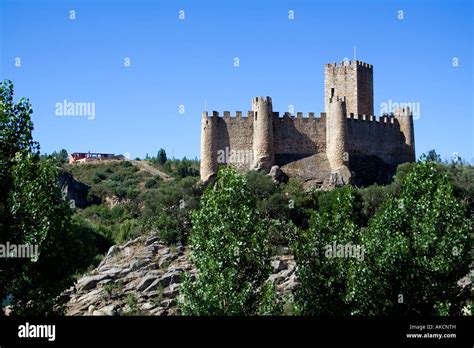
0,80,100,314
156,148,167,165
180,167,280,315
293,187,361,315
149,156,200,178
141,176,202,244
425,149,442,163
349,160,472,315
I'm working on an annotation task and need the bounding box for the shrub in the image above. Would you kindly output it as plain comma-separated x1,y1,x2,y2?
91,172,106,184
145,177,161,189
151,213,181,245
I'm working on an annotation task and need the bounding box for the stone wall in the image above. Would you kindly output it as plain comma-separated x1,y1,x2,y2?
200,60,415,186
273,113,326,166
214,112,254,171
345,115,406,165
324,60,373,116
356,62,374,115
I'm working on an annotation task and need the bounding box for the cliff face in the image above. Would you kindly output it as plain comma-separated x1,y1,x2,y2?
62,236,297,316
58,171,94,208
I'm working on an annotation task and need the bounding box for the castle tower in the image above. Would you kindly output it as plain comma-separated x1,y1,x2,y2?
324,60,374,116
200,111,218,182
252,96,275,171
393,107,415,162
326,96,351,185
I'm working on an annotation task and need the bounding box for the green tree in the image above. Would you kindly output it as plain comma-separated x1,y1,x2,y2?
57,149,68,163
349,160,472,315
0,80,38,313
180,167,280,315
157,148,167,165
293,187,361,315
425,149,442,163
0,80,96,315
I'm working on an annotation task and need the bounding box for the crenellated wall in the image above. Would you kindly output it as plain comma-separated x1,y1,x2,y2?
202,111,254,173
273,112,326,166
200,60,415,186
324,60,373,116
345,114,406,165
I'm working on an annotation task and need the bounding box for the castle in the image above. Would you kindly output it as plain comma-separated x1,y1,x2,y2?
200,60,415,187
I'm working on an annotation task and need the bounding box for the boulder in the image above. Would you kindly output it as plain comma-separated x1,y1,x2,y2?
330,165,352,187
268,166,289,183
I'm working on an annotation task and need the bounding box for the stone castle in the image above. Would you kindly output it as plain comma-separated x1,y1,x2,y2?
200,60,415,187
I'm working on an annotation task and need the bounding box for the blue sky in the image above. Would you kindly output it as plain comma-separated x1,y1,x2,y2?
1,0,473,162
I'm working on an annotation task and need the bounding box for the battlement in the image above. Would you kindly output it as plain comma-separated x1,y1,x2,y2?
202,111,254,118
346,113,399,126
252,96,272,105
276,111,319,119
203,110,324,120
201,60,415,186
325,60,373,70
393,106,412,117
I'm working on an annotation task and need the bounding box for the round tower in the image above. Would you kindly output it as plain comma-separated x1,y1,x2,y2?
326,96,351,185
200,111,218,182
252,96,275,171
394,107,415,162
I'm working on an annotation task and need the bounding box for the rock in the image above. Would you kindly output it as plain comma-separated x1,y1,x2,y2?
278,273,298,294
162,283,180,298
122,237,142,249
76,274,109,291
101,267,123,279
159,271,181,287
128,260,143,271
76,288,104,304
150,307,165,316
268,166,289,183
271,259,287,272
176,243,185,254
160,299,176,309
142,278,161,293
64,235,299,317
137,275,161,292
98,279,113,287
106,245,119,258
92,304,117,316
140,302,157,311
158,254,177,268
145,236,160,246
330,165,352,187
59,172,96,208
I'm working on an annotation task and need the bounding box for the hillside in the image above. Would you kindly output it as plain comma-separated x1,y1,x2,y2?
63,236,297,316
54,157,474,316
62,158,201,248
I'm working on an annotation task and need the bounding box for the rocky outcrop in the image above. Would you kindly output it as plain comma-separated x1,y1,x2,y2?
59,172,95,208
267,166,289,184
63,236,297,316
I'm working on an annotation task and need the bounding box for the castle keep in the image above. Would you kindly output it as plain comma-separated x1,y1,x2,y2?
200,60,415,187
